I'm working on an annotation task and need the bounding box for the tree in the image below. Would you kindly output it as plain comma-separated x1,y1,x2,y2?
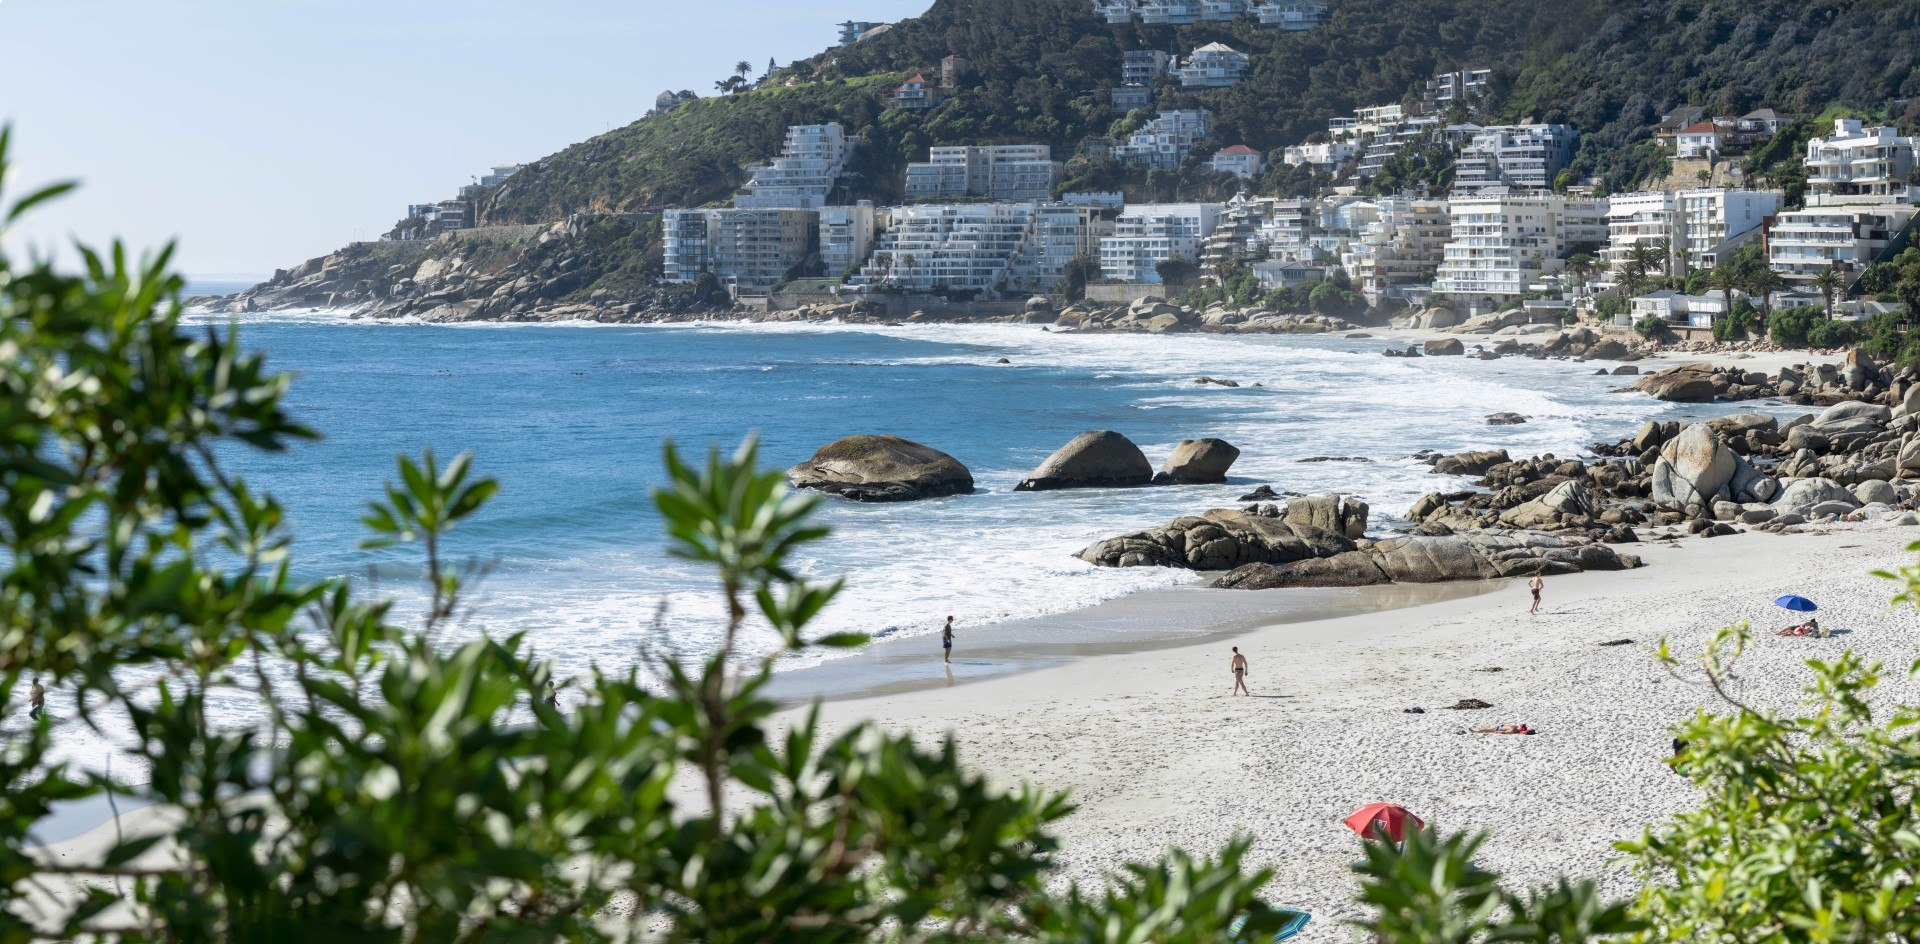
734,59,753,81
1704,265,1743,322
1155,255,1200,287
1566,253,1597,292
1742,267,1787,323
1811,267,1845,320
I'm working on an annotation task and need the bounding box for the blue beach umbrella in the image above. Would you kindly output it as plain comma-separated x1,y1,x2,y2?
1774,595,1818,613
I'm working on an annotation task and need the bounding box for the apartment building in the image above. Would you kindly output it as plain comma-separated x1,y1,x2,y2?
1605,188,1783,278
1112,85,1154,114
1451,124,1576,192
735,123,854,210
1099,203,1225,283
893,75,944,110
1353,115,1440,179
1423,69,1491,114
1254,0,1328,29
1768,204,1920,280
837,21,881,45
819,203,880,277
852,203,1103,294
1176,43,1251,88
904,145,1062,203
1122,50,1172,85
661,208,817,292
1434,191,1607,304
1341,197,1450,300
1114,110,1214,170
1804,118,1919,205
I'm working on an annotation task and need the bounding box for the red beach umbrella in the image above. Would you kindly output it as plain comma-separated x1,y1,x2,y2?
1344,803,1424,843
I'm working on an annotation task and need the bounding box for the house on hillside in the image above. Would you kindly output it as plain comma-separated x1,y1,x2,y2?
1211,145,1266,179
893,75,944,110
1655,105,1708,138
940,55,972,88
1254,0,1327,29
1177,43,1250,88
1675,121,1722,160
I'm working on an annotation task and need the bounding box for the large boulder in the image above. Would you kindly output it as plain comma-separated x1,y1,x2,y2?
1855,480,1899,506
1425,337,1466,356
1728,454,1780,504
1077,508,1355,570
787,435,975,502
1017,431,1154,491
1810,401,1891,450
1774,477,1858,510
1154,438,1241,484
1634,364,1719,403
1899,436,1920,477
1283,495,1370,539
1433,448,1511,477
1499,480,1600,530
1451,310,1534,334
1650,424,1737,516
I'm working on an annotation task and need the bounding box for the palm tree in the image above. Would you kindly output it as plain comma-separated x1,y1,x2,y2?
1648,237,1673,286
1743,269,1787,323
734,60,754,81
1704,266,1742,322
1565,253,1596,292
1811,268,1845,321
1627,242,1662,290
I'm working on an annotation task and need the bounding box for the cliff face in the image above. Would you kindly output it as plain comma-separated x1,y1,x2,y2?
210,215,725,322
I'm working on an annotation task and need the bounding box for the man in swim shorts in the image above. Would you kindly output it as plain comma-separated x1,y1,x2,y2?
1528,573,1544,614
942,616,955,664
1229,647,1249,696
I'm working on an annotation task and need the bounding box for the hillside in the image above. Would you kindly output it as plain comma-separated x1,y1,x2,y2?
234,0,1920,316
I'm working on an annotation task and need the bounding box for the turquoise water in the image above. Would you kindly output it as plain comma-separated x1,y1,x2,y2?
190,309,1701,675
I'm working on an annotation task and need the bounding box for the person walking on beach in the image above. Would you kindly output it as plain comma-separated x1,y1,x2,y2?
942,616,956,664
1528,573,1545,615
1229,647,1250,696
542,681,560,712
27,677,44,721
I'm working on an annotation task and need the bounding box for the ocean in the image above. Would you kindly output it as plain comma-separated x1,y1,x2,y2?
177,302,1725,681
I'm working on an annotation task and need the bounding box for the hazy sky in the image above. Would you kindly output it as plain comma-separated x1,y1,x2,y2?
0,0,924,278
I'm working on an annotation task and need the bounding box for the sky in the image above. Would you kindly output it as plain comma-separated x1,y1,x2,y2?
0,0,925,279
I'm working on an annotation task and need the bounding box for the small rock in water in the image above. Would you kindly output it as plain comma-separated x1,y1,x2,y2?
996,357,1011,364
1485,412,1529,426
1237,484,1280,502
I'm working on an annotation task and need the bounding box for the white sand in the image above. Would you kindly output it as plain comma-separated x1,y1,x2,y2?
28,527,1920,939
797,526,1920,934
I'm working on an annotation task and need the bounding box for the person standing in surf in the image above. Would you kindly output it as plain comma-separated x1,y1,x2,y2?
942,616,955,664
1229,647,1250,696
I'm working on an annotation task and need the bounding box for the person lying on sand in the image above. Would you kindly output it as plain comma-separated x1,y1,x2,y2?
1776,618,1822,638
1471,723,1534,735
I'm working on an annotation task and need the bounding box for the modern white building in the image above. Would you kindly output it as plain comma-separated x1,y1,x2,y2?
1631,290,1732,329
904,145,1063,203
1176,43,1251,88
1451,124,1576,192
819,203,880,277
1423,69,1491,113
1677,188,1780,271
1254,0,1328,28
1281,140,1357,172
1122,50,1173,85
735,123,854,209
1434,191,1607,304
1342,197,1450,300
478,164,523,187
1768,204,1920,280
1099,203,1225,283
1211,145,1266,180
1113,85,1154,114
852,203,1104,294
662,208,818,292
1114,110,1214,170
1804,119,1919,205
1353,115,1441,179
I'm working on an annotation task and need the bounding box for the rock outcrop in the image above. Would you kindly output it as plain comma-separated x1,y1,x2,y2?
787,435,975,502
1633,364,1719,402
1154,438,1241,484
1016,431,1153,491
1282,494,1370,539
1076,507,1355,569
1213,530,1638,589
1433,449,1511,477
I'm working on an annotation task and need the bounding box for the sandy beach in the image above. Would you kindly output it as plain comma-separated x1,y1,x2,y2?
782,524,1920,934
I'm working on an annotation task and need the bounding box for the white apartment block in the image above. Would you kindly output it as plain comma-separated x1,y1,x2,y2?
1605,188,1781,277
1353,115,1440,179
853,203,1103,294
1282,140,1357,172
1451,124,1575,192
819,203,879,277
1434,191,1607,303
1121,50,1172,85
1342,197,1449,300
1423,69,1491,112
1099,203,1225,283
661,208,817,292
1768,204,1919,281
1177,43,1251,88
1114,110,1213,170
734,123,854,210
904,145,1062,203
1805,119,1919,205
